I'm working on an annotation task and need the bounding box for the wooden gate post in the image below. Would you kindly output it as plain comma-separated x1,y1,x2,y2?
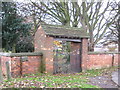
0,57,3,82
6,61,11,80
53,49,59,74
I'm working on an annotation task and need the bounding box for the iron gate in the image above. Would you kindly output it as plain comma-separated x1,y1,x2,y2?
53,40,81,74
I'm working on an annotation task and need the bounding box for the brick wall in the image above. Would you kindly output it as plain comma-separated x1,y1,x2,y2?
34,26,54,74
87,53,120,70
0,52,119,77
0,52,42,77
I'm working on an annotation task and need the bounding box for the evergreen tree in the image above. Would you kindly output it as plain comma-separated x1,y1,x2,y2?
2,2,33,52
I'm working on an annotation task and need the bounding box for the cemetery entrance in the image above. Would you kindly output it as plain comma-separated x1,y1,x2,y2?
53,39,82,74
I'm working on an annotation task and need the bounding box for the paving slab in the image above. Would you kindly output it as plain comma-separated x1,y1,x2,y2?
88,69,119,88
112,69,120,86
88,75,118,88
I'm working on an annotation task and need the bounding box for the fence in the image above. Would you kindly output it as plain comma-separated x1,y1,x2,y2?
0,52,43,79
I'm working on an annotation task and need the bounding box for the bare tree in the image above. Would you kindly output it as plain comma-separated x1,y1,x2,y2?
78,2,111,51
31,1,112,51
16,2,46,34
106,1,120,51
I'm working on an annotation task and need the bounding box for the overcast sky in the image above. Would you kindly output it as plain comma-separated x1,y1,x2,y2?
6,0,119,3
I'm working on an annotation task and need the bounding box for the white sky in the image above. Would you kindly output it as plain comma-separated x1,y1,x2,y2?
11,0,120,3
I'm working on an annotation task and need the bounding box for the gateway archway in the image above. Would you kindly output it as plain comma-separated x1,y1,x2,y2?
53,39,82,74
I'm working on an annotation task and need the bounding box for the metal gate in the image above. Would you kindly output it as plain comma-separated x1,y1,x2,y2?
53,40,81,74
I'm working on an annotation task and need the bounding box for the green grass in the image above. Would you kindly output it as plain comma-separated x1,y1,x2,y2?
0,66,118,88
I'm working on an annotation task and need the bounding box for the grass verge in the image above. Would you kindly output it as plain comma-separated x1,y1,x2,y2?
0,66,118,88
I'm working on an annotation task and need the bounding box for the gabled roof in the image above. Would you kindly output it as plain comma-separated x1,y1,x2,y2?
41,23,89,39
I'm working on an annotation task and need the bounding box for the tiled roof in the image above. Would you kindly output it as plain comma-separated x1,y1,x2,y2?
41,23,89,39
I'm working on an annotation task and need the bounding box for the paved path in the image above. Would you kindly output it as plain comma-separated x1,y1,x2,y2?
88,69,119,88
112,69,120,86
88,75,118,88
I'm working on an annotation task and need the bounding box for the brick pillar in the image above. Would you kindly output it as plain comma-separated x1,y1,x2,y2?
81,38,88,71
34,27,54,74
44,36,54,74
45,50,54,74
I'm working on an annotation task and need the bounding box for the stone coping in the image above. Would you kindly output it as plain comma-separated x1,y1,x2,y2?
0,52,43,57
88,52,120,54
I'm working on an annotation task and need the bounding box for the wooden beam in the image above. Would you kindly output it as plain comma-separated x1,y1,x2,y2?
54,38,81,42
6,61,11,80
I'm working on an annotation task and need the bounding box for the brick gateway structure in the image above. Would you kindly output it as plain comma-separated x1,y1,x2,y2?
34,24,89,74
34,24,119,74
35,24,89,73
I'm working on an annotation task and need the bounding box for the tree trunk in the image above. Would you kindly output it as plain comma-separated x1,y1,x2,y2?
89,30,94,51
89,44,94,51
118,3,120,52
118,18,120,52
12,43,16,53
118,35,120,52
